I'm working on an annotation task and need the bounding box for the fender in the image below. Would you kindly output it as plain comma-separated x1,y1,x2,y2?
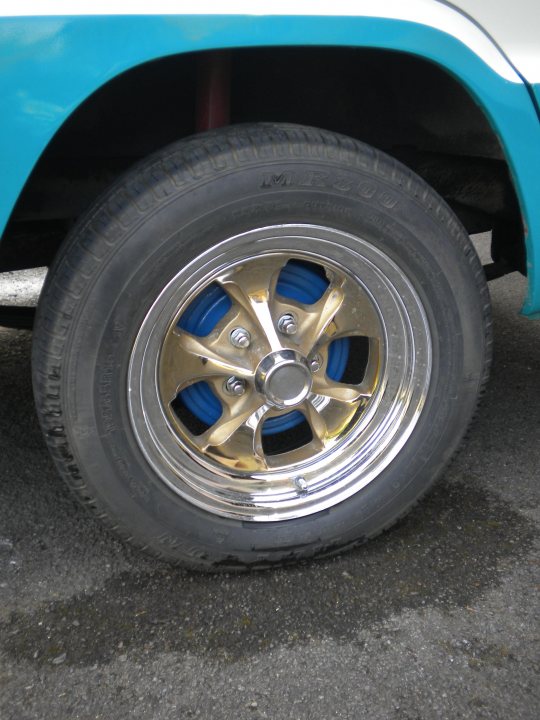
1,3,539,315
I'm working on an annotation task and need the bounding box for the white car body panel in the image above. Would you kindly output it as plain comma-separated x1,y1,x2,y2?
450,0,540,83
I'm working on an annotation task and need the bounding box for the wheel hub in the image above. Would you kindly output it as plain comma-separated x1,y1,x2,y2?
255,350,312,409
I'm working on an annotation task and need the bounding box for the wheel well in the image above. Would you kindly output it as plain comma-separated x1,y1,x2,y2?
0,46,524,273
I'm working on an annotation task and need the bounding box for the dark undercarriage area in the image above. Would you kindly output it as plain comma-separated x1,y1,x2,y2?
0,47,525,277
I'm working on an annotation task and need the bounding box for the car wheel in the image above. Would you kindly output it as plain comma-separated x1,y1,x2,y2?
32,124,491,569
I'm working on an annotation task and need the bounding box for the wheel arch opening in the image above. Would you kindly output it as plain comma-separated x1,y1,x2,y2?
0,45,524,277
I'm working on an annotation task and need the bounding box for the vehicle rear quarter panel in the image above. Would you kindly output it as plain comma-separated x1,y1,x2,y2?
0,9,539,315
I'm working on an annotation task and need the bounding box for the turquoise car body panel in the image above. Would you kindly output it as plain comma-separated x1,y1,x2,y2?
1,14,539,317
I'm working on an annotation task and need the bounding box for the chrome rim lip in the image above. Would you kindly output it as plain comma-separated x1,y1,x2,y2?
127,224,432,522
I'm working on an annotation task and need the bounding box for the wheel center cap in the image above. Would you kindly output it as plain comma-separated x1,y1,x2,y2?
256,350,312,409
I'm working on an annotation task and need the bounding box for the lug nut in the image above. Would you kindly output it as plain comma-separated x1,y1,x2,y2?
277,313,298,335
309,354,323,373
224,376,246,396
230,327,251,349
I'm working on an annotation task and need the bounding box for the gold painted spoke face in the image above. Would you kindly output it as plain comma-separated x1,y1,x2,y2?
158,252,383,472
129,225,431,522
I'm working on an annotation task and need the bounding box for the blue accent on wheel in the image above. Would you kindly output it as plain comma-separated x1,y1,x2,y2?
327,336,350,382
262,409,306,435
180,381,223,427
177,283,229,427
276,260,328,303
178,282,231,336
177,261,351,436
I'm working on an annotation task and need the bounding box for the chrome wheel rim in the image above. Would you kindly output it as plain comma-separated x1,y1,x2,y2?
128,224,432,521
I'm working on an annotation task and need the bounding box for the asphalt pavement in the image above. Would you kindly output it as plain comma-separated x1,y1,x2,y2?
0,261,538,720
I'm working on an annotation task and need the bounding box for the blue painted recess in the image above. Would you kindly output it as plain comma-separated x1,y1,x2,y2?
178,261,349,435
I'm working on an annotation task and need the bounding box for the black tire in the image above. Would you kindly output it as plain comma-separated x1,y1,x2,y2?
32,124,491,570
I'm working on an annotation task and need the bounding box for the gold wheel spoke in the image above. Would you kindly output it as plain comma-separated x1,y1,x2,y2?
217,255,287,352
159,324,254,403
329,279,381,341
301,400,329,449
282,281,345,356
196,390,269,470
274,277,381,358
197,392,263,449
312,375,372,405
